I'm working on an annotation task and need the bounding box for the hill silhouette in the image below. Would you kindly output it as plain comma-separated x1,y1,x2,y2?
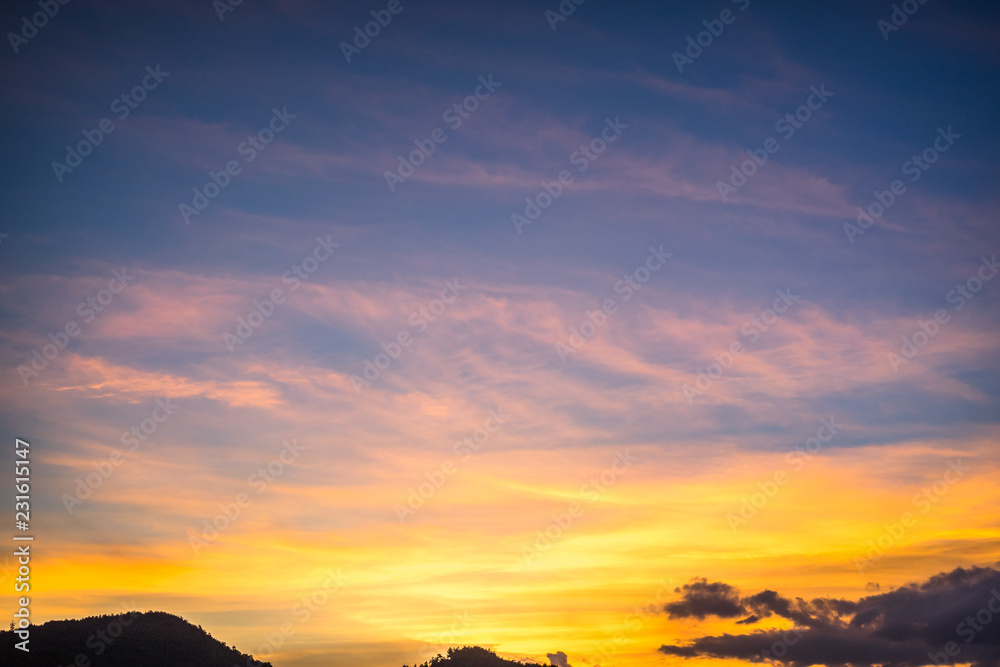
1,612,543,667
0,611,271,666
405,646,542,667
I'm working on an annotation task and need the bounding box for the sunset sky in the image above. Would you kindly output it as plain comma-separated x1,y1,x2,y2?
2,0,1000,666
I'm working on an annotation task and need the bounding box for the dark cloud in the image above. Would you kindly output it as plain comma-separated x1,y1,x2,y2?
659,566,1000,666
546,651,570,667
665,579,745,620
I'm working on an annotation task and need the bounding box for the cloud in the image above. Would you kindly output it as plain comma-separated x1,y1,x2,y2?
665,579,745,620
659,566,1000,666
546,650,571,667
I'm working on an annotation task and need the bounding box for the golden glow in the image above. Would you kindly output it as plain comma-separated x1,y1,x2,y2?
10,434,998,667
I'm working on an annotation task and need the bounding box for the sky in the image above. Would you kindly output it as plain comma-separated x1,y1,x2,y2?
1,0,1000,666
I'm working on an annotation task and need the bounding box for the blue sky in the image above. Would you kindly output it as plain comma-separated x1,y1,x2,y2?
1,1,999,666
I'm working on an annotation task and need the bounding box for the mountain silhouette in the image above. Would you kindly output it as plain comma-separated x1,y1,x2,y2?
1,612,545,667
405,646,542,667
0,611,271,666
